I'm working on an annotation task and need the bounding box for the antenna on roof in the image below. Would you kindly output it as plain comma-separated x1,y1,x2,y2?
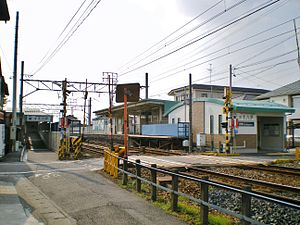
207,64,213,97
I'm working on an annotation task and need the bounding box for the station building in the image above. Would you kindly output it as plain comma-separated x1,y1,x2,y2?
256,79,300,147
165,98,295,153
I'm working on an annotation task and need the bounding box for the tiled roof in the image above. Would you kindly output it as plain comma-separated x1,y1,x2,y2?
256,80,300,100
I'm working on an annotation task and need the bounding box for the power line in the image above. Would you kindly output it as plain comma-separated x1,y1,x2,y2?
32,0,102,75
117,0,225,72
119,0,281,76
150,28,296,84
119,0,250,75
152,15,300,81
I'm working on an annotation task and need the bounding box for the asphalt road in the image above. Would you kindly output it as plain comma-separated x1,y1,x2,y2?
1,150,187,225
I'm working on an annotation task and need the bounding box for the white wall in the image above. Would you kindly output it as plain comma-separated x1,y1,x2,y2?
269,95,289,106
168,104,189,123
204,102,223,134
290,95,300,119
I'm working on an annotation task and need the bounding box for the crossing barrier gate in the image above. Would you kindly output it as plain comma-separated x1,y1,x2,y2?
104,146,125,178
58,136,82,160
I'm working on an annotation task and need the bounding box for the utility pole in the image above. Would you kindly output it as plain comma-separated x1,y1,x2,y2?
103,72,118,150
19,61,24,139
229,64,233,153
11,11,19,152
293,19,300,68
82,79,88,140
88,97,92,126
189,73,193,153
145,73,149,99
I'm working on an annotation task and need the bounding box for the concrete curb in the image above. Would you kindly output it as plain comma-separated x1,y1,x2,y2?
15,177,77,225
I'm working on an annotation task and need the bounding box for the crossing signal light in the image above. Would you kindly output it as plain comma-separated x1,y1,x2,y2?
221,122,228,128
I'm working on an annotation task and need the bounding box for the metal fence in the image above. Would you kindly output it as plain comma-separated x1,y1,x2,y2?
104,149,300,225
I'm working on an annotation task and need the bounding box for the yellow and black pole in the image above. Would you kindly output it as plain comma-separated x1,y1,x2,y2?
59,78,68,160
224,87,230,154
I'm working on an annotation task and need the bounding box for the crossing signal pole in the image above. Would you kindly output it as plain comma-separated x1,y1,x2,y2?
223,65,233,154
59,78,68,160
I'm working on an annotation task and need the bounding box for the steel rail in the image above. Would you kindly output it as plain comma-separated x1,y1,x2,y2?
237,165,300,176
188,167,300,193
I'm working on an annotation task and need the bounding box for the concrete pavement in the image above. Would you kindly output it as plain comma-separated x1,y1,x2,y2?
1,150,188,225
0,151,76,225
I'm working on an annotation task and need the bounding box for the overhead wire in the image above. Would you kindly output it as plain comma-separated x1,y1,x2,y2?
119,0,281,76
119,0,250,75
32,0,102,75
152,11,299,81
150,29,296,84
117,0,225,72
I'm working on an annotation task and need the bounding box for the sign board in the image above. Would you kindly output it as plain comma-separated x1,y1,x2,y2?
116,83,140,103
26,115,52,122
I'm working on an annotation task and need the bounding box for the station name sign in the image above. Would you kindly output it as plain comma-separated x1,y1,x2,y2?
26,115,52,122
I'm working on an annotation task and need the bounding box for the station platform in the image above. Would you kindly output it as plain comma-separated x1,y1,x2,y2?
129,149,298,168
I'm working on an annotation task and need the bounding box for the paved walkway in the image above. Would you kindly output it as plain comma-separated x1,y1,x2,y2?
0,179,43,225
0,150,188,225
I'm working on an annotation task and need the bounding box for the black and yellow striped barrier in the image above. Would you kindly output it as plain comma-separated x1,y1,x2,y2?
58,136,82,160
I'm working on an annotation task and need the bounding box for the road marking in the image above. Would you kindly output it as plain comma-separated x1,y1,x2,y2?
0,166,100,175
0,158,102,166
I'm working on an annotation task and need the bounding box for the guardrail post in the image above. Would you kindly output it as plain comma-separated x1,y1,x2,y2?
151,164,157,202
241,186,251,225
136,159,141,192
171,173,179,211
122,157,128,185
200,176,209,225
296,146,299,161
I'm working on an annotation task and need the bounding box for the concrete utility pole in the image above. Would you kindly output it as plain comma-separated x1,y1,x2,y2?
82,79,88,139
229,64,233,153
19,61,24,138
145,73,149,99
88,97,92,126
293,19,300,68
189,73,193,153
103,72,118,150
11,11,19,152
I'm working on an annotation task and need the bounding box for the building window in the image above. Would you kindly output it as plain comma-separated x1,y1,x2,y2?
218,115,222,134
210,115,214,134
202,93,208,98
177,118,181,123
172,118,175,124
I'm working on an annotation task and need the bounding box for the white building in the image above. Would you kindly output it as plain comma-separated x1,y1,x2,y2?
164,98,295,153
256,79,300,146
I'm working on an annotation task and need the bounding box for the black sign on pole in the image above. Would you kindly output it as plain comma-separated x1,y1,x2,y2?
116,83,140,103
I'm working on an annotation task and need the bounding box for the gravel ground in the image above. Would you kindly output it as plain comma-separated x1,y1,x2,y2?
209,188,300,225
128,163,300,225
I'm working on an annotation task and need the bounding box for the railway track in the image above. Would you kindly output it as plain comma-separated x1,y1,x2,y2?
179,171,300,207
81,142,183,156
236,164,300,176
187,167,300,193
